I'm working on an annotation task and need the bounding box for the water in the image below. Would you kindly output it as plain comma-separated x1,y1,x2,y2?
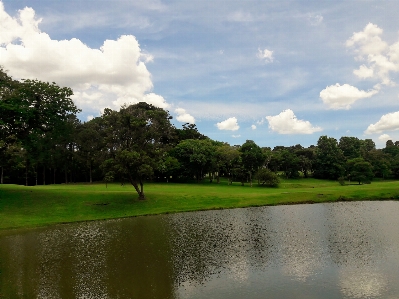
1,201,399,298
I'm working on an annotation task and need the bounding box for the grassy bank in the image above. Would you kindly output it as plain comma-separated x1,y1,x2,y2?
1,178,399,230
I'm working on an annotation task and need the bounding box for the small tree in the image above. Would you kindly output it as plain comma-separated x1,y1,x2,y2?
255,168,280,187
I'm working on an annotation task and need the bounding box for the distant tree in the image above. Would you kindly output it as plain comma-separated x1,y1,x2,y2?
339,136,362,160
172,138,215,182
346,158,374,184
280,149,301,178
364,149,391,179
240,140,265,186
76,117,106,183
313,136,345,180
295,148,315,178
174,123,206,143
101,102,174,199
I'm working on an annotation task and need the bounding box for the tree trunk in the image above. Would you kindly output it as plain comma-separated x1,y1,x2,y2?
25,161,28,186
0,166,3,184
89,163,92,183
131,179,146,200
43,166,46,185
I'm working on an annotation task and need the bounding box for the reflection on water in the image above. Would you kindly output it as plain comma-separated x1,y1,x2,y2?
1,201,399,298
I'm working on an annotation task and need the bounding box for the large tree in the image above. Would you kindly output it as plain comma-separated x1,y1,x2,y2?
101,102,174,199
240,140,265,186
313,136,345,180
1,68,80,185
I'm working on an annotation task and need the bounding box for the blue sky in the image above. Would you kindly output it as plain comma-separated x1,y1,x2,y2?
1,0,399,148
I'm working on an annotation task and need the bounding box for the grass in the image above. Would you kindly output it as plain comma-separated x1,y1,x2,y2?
1,178,399,230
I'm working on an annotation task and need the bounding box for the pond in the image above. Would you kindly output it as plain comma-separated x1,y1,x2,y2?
1,201,399,298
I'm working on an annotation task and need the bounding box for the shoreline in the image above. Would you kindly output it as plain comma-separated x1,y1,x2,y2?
1,179,399,231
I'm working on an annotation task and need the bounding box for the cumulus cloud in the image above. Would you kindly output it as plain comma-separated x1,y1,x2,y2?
216,117,239,131
346,23,399,86
320,83,378,110
0,3,166,116
175,108,195,124
378,134,391,141
265,109,322,134
251,125,256,130
365,111,399,134
257,48,274,63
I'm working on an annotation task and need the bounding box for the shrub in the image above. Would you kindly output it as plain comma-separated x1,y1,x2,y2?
255,168,280,187
338,177,345,186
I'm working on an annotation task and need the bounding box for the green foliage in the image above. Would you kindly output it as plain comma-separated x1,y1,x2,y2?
255,168,280,187
172,138,215,181
314,136,345,180
101,102,174,199
346,158,374,184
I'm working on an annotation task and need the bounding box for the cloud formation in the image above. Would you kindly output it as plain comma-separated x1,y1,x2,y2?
378,134,391,141
347,23,399,86
319,83,377,110
0,3,165,115
365,111,399,134
266,109,322,134
175,108,195,124
257,48,274,63
216,117,240,131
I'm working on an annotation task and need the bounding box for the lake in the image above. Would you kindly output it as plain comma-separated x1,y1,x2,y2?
1,201,399,298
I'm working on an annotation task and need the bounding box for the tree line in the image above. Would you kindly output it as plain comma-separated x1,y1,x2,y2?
1,68,399,199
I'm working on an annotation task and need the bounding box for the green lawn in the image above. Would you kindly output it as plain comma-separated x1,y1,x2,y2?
1,178,399,230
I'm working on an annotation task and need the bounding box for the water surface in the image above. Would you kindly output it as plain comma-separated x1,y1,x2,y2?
1,201,399,298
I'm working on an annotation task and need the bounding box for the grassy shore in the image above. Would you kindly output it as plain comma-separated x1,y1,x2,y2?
1,178,399,230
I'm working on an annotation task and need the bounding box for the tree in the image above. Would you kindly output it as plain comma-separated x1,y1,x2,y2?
313,136,345,180
240,140,265,186
172,139,215,182
346,158,374,184
339,136,362,160
101,102,174,199
214,143,240,184
255,168,280,187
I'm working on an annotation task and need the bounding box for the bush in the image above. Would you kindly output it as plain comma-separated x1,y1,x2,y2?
338,177,345,186
255,168,280,187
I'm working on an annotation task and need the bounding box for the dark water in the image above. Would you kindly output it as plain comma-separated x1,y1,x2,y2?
1,201,399,299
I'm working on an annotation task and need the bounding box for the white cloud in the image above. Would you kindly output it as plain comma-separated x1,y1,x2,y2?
257,48,274,63
87,115,94,121
378,134,391,141
175,108,195,124
142,93,169,109
346,23,387,57
266,109,322,134
251,125,256,130
232,135,241,138
0,3,167,115
308,13,323,26
365,111,399,134
216,117,239,131
346,23,399,86
353,65,374,79
319,83,378,110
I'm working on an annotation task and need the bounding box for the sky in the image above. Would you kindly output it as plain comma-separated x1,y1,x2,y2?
1,0,399,148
